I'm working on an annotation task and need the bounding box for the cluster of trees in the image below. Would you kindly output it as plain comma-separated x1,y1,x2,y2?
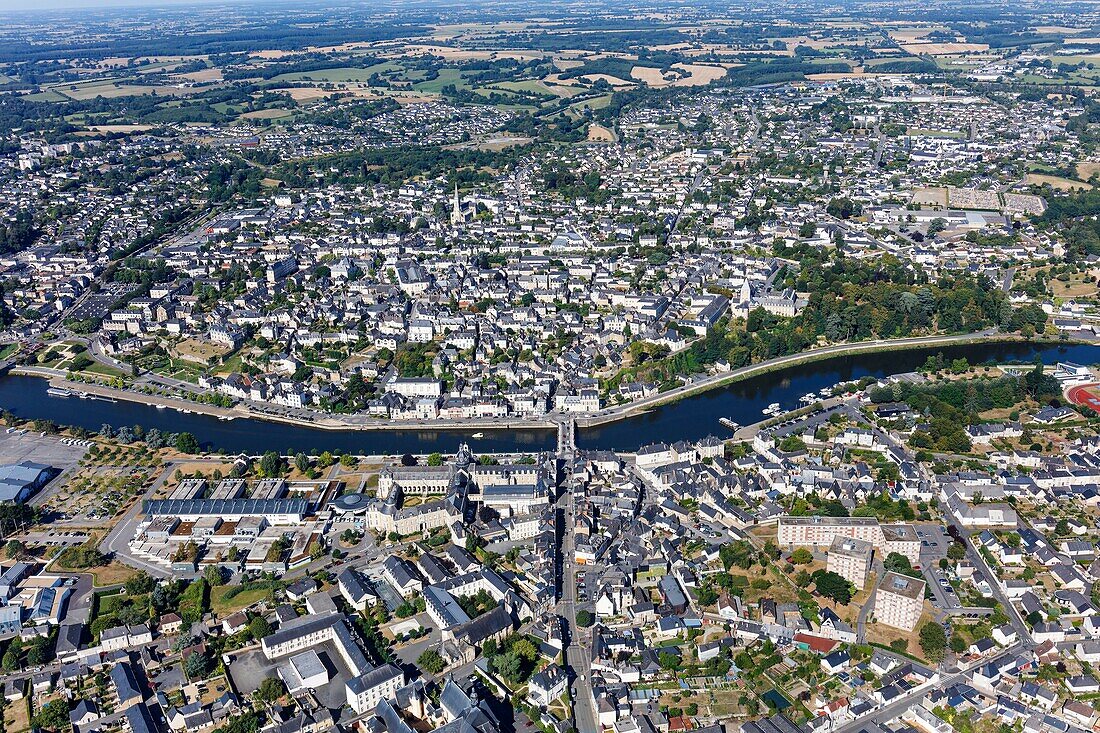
485,635,539,684
393,341,440,378
2,631,54,671
919,622,948,662
57,541,107,569
609,250,1026,394
455,588,496,619
96,424,200,453
417,648,447,675
0,210,39,255
811,569,853,605
720,58,849,87
883,552,922,578
275,146,523,189
540,164,613,205
33,699,70,731
869,364,1062,454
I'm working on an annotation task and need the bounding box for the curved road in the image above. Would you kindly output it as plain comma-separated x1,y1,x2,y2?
17,329,1039,436
577,329,1004,427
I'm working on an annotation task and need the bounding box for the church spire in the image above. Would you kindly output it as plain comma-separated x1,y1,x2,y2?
451,181,462,225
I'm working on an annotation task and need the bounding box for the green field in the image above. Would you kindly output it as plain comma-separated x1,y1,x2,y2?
23,89,69,102
270,62,401,84
490,79,566,96
568,92,614,111
413,68,471,93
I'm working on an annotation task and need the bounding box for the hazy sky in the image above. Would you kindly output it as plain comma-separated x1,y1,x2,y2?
0,0,223,11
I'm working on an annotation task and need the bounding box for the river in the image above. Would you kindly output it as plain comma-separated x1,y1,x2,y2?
1,340,1098,455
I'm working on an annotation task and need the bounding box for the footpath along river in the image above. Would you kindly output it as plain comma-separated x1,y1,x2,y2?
1,340,1098,455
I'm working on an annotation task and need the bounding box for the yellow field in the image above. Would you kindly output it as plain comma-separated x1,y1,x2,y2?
1077,161,1100,180
588,124,616,142
901,42,989,54
1027,173,1093,191
175,68,223,83
55,81,198,100
580,73,634,86
631,66,670,85
239,108,293,120
172,337,231,364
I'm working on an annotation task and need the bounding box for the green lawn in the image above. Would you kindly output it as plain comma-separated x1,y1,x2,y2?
82,361,128,377
211,585,273,615
154,358,205,383
0,343,18,360
214,353,245,375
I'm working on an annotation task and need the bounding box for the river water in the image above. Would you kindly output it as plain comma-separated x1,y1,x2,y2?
1,341,1097,455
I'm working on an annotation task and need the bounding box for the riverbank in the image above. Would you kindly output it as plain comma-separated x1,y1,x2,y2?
5,339,1100,454
11,371,558,433
11,331,1082,436
576,330,1073,427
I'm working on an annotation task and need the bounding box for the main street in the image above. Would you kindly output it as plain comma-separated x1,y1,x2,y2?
557,445,600,733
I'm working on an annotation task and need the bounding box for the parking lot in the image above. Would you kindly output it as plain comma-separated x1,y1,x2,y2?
915,523,952,565
0,429,87,468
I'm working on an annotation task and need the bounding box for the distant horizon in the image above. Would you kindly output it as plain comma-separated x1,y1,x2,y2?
0,0,216,10
0,0,316,11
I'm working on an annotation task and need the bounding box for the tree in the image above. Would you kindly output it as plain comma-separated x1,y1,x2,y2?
248,616,272,640
695,585,719,606
4,540,24,559
124,572,156,595
426,452,443,466
174,432,199,453
811,570,853,605
259,452,284,478
1,641,19,671
254,677,285,704
184,650,210,679
779,436,806,452
884,552,916,576
919,622,948,662
203,561,224,585
658,652,680,670
294,453,310,473
33,700,69,731
26,636,49,666
790,548,813,564
947,542,966,560
417,649,446,674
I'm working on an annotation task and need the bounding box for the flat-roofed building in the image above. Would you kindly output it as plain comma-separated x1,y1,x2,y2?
875,571,926,631
779,516,920,565
778,516,883,549
827,536,874,589
881,523,921,565
142,498,307,524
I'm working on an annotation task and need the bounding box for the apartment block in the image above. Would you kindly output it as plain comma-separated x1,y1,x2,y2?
827,536,874,589
874,571,926,632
